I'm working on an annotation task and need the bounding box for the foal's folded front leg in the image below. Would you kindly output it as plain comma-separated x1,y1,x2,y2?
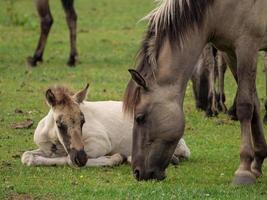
85,153,127,167
21,149,69,166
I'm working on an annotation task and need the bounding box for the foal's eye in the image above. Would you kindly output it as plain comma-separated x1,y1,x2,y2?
80,113,85,125
135,114,146,125
56,120,64,128
81,118,85,125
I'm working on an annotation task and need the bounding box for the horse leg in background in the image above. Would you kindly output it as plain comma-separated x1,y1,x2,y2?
27,0,53,67
263,52,267,123
205,45,218,117
217,52,228,113
191,50,209,112
232,44,259,185
250,91,267,177
61,0,78,66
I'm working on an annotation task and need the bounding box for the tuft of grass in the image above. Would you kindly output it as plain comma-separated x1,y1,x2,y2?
0,0,267,199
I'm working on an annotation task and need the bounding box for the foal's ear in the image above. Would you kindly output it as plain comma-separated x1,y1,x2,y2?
46,89,57,107
128,69,148,90
73,83,89,104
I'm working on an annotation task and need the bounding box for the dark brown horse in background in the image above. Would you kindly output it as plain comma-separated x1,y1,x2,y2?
192,44,227,117
27,0,77,67
124,0,267,185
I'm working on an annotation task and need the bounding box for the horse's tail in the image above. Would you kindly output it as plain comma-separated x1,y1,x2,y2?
61,0,74,10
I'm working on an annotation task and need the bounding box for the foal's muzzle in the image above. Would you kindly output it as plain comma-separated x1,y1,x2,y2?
70,149,88,167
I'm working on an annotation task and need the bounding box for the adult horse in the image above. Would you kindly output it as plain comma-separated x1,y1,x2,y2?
124,0,267,185
21,85,190,167
27,0,77,67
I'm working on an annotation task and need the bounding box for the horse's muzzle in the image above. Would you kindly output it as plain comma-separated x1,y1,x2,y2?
70,149,88,167
133,167,166,181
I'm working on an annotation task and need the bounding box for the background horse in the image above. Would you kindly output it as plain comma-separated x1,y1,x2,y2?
192,44,227,117
124,0,267,185
22,85,190,167
27,0,77,67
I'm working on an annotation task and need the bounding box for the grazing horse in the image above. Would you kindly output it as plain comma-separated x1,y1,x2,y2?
123,0,267,184
21,85,190,167
192,44,227,117
27,0,77,67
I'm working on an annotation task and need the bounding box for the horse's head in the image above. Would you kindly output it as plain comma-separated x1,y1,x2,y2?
46,84,89,167
125,70,184,181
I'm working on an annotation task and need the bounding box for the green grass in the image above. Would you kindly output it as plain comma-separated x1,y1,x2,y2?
1,0,267,199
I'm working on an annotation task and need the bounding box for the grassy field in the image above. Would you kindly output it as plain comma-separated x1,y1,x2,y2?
1,0,267,199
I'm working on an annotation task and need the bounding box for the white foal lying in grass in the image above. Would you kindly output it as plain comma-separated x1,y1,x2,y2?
22,84,190,168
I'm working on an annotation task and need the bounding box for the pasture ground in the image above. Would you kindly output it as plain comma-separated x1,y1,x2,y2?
1,0,267,199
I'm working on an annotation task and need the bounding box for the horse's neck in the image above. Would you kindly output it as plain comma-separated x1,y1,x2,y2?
156,31,208,104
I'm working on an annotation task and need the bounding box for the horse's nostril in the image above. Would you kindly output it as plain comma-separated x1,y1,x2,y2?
134,169,140,180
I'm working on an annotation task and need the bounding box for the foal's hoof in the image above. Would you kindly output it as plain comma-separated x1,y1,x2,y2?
232,171,256,185
171,155,180,165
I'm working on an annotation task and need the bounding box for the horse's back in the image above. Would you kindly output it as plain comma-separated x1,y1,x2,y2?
212,0,267,50
81,101,133,156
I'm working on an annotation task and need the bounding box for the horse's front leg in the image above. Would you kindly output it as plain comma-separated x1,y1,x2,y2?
85,154,127,167
61,0,78,66
250,91,267,177
232,43,259,185
27,0,53,67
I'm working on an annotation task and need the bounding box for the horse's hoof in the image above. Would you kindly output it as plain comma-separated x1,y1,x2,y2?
67,56,77,67
263,114,267,124
27,56,37,67
251,168,262,178
205,109,217,117
232,171,256,185
228,109,238,121
251,161,263,178
27,56,42,67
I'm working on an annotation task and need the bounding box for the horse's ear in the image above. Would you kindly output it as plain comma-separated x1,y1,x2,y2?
46,89,57,107
128,69,148,90
73,83,89,104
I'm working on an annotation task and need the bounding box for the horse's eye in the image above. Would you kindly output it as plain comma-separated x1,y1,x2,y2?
135,114,146,125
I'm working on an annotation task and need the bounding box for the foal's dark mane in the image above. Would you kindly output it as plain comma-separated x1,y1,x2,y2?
123,0,214,115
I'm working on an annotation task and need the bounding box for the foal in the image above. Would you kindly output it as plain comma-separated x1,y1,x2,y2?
27,0,77,67
21,85,190,167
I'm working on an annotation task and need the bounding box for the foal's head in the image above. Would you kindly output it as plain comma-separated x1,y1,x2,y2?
46,84,89,167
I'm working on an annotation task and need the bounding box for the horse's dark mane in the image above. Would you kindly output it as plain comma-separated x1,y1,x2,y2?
123,0,214,115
